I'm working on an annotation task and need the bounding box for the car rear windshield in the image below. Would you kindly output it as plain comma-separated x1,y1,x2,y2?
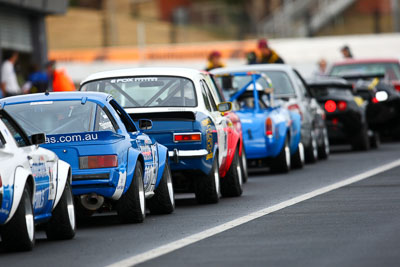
309,87,353,98
4,100,116,136
214,75,271,100
261,71,296,97
81,76,197,108
330,63,400,80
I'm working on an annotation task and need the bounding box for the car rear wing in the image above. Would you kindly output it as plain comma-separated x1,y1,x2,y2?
339,73,385,81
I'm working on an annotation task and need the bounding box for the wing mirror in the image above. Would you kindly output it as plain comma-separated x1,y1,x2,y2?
138,119,153,130
217,102,232,114
31,133,46,145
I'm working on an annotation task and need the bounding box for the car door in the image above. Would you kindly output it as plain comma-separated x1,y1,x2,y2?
292,70,314,129
1,114,52,214
200,79,228,165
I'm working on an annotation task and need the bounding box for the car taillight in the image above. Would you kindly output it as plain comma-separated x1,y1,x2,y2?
337,101,347,111
372,97,379,103
266,118,273,138
79,155,118,169
174,133,201,142
325,100,336,113
288,104,303,120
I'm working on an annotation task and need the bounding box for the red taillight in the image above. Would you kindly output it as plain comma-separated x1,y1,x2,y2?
325,100,336,113
337,101,347,111
266,118,273,137
372,97,379,103
174,133,201,142
79,155,118,169
288,104,303,120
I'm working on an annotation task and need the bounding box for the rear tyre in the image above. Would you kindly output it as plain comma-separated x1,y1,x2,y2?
147,161,175,214
370,131,380,149
1,183,35,251
351,125,370,151
305,130,318,163
117,162,146,223
45,181,76,240
221,149,243,197
195,154,220,204
240,146,248,183
318,128,330,160
291,142,305,169
270,137,291,173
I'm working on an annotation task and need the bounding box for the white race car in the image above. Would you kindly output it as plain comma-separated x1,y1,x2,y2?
0,109,75,251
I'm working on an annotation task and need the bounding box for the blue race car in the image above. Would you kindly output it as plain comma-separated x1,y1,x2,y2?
1,92,174,223
211,71,303,172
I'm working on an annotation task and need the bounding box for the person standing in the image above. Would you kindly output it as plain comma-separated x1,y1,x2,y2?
340,45,353,59
1,51,21,97
257,39,285,64
205,51,225,71
46,60,76,92
314,58,328,77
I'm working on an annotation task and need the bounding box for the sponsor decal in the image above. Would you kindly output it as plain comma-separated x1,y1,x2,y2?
112,170,127,200
110,77,158,83
46,133,98,144
203,118,214,160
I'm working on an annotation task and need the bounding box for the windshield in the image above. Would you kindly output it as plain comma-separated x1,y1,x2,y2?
310,87,353,98
330,63,400,80
261,71,296,96
4,100,115,136
81,76,197,108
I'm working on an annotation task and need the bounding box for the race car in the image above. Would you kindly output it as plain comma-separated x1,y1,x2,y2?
80,68,243,204
339,73,400,138
1,92,174,223
307,77,379,150
0,109,75,251
215,64,329,163
211,70,303,173
329,58,400,91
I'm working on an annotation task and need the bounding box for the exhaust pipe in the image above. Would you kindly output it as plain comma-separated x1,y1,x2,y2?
80,193,104,211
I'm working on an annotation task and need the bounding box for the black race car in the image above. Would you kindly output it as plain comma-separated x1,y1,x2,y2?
307,77,379,150
340,73,400,138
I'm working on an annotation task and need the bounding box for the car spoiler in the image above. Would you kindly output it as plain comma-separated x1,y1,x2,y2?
308,82,353,89
339,73,385,80
129,111,196,121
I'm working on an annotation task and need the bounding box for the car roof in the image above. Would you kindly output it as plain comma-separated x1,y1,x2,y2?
210,64,293,75
0,91,111,106
81,67,203,85
332,58,400,66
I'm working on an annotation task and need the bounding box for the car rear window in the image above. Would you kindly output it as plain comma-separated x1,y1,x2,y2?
4,100,115,136
309,87,353,98
81,76,197,108
330,63,400,80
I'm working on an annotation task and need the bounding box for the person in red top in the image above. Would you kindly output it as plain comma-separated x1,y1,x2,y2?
205,51,225,71
46,60,76,92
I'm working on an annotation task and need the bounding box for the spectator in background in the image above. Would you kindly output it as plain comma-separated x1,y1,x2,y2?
314,58,328,77
46,60,76,92
341,45,353,59
1,51,21,97
205,51,225,71
257,39,284,64
23,64,49,93
246,51,257,64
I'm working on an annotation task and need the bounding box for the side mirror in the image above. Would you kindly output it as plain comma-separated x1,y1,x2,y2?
138,119,153,130
217,102,232,113
31,133,46,145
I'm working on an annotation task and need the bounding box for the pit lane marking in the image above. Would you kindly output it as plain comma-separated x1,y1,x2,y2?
106,159,400,267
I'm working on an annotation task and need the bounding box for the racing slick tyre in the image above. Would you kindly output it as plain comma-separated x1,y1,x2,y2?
195,154,220,204
45,181,76,240
240,146,248,183
117,162,146,223
305,130,318,163
291,142,305,169
270,137,291,173
351,125,370,151
147,161,175,215
221,149,243,198
318,128,330,160
370,131,380,149
0,183,35,251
